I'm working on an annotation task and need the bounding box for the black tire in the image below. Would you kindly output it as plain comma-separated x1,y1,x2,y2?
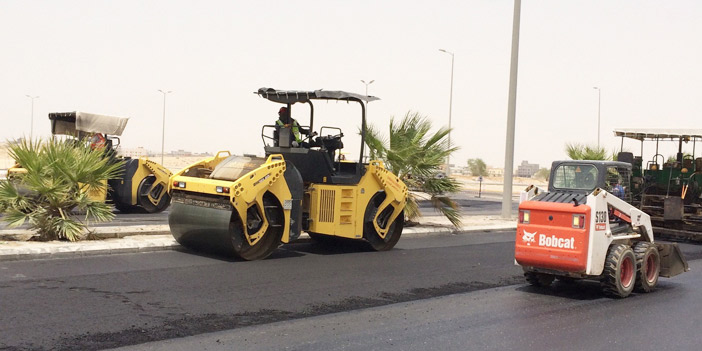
634,242,660,293
525,271,555,287
230,193,283,261
136,175,171,213
601,244,636,298
363,193,404,251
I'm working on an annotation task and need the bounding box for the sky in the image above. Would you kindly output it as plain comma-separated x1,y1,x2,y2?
2,0,702,169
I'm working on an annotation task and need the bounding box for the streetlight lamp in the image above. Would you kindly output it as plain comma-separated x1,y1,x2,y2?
360,79,374,96
593,87,601,147
25,95,39,140
361,79,374,117
439,48,454,175
158,89,172,165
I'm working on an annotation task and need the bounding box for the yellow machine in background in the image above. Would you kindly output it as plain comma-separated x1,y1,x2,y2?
168,88,408,260
9,112,172,213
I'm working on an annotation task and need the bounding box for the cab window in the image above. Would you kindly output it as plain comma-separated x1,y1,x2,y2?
552,164,598,190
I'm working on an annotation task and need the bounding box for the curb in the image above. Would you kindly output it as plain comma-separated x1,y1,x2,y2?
0,224,517,262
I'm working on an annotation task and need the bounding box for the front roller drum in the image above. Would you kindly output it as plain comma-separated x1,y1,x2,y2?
169,193,283,260
169,202,235,257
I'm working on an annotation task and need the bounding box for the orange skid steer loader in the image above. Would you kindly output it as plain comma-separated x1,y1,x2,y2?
515,160,688,298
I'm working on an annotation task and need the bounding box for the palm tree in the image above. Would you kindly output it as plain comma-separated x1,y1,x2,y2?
0,137,123,241
365,111,462,227
565,143,611,160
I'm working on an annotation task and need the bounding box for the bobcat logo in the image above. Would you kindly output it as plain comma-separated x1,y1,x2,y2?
522,230,536,245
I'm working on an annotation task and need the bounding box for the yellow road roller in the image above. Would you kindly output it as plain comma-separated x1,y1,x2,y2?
168,88,408,260
10,111,172,213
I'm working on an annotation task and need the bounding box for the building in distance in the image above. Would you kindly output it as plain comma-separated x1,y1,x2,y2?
517,160,539,178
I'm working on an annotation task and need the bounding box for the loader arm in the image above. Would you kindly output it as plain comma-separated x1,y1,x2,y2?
589,188,688,277
591,188,654,242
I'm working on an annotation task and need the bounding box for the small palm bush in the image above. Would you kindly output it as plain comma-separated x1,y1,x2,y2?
0,138,122,241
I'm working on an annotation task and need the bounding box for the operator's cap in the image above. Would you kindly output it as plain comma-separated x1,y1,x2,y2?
279,107,288,114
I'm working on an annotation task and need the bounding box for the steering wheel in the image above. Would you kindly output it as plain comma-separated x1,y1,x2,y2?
322,133,343,140
583,173,595,187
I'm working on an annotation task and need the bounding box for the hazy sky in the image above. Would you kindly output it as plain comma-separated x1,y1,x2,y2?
2,0,702,169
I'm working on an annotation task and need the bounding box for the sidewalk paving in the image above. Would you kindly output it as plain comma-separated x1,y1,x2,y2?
0,215,517,262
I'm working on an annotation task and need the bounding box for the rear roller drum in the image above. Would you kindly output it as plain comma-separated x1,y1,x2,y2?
363,193,404,251
601,244,636,298
634,242,660,293
230,193,283,261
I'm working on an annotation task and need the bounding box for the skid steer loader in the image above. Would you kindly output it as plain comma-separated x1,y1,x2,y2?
9,111,172,213
516,160,688,298
168,88,408,260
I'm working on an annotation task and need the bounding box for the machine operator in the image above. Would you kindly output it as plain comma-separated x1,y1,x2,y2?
275,107,318,147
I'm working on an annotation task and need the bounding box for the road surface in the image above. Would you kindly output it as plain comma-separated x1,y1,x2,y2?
1,230,701,350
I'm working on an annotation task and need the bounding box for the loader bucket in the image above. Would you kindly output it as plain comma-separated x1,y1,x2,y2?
656,243,689,277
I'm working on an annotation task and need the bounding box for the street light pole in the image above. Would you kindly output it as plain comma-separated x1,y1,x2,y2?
439,49,454,176
593,87,601,147
158,89,172,165
25,95,39,140
502,0,521,219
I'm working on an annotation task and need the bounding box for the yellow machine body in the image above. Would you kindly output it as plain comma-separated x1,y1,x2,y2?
307,161,406,240
168,153,407,260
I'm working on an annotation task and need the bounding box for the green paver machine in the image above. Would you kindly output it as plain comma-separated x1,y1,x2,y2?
615,128,702,239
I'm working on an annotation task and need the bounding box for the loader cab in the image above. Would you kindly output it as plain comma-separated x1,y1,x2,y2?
258,88,378,185
549,160,632,201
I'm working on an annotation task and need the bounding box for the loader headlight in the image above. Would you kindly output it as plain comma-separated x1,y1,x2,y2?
572,214,586,229
173,181,186,188
519,210,530,224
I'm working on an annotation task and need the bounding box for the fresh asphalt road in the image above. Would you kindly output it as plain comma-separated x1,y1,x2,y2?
2,231,702,351
114,259,702,351
2,230,517,351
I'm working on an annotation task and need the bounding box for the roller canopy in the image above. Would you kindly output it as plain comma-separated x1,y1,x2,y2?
614,128,702,141
256,87,379,104
49,111,129,136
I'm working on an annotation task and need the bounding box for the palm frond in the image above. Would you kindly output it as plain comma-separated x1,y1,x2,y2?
48,215,84,241
404,194,421,222
430,196,462,227
422,177,462,195
365,110,462,227
2,208,30,228
565,143,610,160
